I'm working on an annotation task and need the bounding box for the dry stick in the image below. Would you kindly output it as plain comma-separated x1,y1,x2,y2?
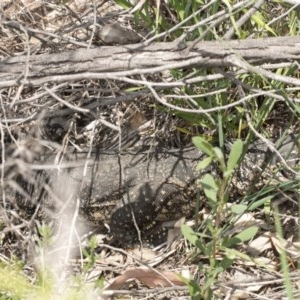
217,67,300,105
2,36,300,88
244,109,300,177
223,0,265,40
9,83,69,104
43,86,91,114
226,69,300,176
0,52,221,87
142,73,268,114
5,61,298,120
10,23,31,108
0,112,39,125
1,90,151,124
144,0,218,46
219,273,300,295
101,286,188,298
2,37,298,74
225,54,300,86
166,88,227,100
98,244,176,288
4,20,90,48
87,0,98,50
180,0,254,49
185,7,240,52
249,2,300,38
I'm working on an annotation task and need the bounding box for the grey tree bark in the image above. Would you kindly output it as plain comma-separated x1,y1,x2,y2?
0,36,299,88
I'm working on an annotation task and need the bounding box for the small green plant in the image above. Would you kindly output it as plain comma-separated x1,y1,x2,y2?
181,136,259,298
82,235,98,272
0,261,34,300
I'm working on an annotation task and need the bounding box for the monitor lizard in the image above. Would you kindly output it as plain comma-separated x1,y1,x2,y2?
54,133,300,245
3,133,300,246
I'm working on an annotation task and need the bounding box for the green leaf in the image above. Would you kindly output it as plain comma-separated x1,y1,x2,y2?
212,147,226,171
227,139,244,171
201,174,218,203
222,0,241,38
251,11,277,36
192,137,214,157
220,256,234,270
264,197,271,223
235,226,259,242
196,156,213,171
226,226,259,247
212,147,224,161
231,204,247,215
178,276,202,298
181,224,198,246
175,126,193,135
113,0,132,9
125,86,144,92
223,169,234,178
248,196,273,211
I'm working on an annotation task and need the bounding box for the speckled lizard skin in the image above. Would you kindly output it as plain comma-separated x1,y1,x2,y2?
69,148,203,245
6,134,300,245
59,133,299,245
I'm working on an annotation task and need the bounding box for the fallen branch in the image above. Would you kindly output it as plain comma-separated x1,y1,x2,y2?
1,36,300,87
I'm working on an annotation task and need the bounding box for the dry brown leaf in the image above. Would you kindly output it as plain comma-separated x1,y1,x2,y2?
247,232,272,256
127,247,177,267
105,268,185,290
165,217,185,247
270,233,300,259
128,247,160,262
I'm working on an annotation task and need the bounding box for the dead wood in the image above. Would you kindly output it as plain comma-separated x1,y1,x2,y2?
1,36,300,88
